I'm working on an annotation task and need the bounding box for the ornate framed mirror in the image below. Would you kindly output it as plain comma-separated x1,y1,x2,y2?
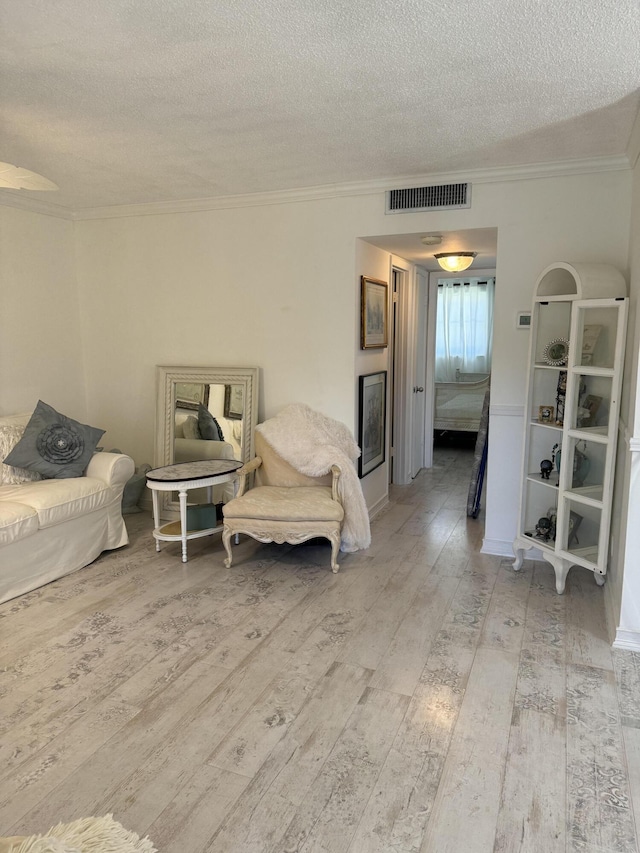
154,365,259,519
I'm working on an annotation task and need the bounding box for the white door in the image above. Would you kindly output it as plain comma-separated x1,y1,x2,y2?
391,261,414,485
411,268,428,476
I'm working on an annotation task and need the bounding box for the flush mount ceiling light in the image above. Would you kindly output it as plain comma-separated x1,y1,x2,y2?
434,251,477,272
0,161,58,191
420,234,442,246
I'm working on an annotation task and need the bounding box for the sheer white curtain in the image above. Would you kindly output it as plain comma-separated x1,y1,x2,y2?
435,278,494,382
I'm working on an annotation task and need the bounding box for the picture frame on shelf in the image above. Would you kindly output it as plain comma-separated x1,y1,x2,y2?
538,405,555,424
175,382,210,411
360,276,388,349
358,371,387,477
543,338,569,366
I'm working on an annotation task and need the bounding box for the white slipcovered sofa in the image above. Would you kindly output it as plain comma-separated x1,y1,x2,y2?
0,413,135,604
174,411,242,461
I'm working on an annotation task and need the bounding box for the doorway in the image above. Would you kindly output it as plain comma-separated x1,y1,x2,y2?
429,269,495,462
360,228,498,491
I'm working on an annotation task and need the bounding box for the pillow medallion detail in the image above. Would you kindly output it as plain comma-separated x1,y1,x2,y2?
3,401,105,479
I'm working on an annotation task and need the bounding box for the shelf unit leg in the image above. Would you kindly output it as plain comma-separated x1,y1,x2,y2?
512,548,525,572
594,572,606,587
549,557,571,594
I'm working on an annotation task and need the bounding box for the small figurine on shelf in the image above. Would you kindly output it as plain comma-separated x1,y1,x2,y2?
535,517,553,541
538,443,561,483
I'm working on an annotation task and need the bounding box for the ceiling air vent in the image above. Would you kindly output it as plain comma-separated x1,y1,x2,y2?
386,183,471,214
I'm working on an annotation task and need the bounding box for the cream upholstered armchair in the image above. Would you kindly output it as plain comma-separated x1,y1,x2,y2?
222,431,344,572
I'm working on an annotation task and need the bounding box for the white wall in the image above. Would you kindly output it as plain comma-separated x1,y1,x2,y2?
0,206,86,420
2,169,632,556
74,199,362,464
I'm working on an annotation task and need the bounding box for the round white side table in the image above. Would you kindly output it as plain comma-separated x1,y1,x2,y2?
146,459,242,563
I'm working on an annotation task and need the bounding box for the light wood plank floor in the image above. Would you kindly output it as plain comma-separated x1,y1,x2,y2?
2,443,639,852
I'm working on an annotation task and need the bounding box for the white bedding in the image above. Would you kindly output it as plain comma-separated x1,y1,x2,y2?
434,375,490,432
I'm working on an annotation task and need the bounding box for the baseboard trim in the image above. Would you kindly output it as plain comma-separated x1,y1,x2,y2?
480,538,514,557
613,629,640,652
368,494,389,521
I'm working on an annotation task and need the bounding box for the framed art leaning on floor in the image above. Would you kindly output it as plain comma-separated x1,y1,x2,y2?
358,370,386,477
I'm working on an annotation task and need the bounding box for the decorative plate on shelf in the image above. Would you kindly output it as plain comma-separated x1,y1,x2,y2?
543,338,569,366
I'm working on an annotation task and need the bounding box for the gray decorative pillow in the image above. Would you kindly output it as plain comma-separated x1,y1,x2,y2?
3,400,105,479
197,404,224,441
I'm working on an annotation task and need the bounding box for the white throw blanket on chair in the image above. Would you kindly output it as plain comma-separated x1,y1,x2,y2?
256,404,371,552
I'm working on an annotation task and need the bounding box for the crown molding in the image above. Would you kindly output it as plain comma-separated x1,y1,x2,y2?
1,154,631,222
0,191,73,220
70,155,632,220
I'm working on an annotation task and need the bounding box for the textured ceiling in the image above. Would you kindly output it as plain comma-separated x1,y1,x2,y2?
1,0,640,212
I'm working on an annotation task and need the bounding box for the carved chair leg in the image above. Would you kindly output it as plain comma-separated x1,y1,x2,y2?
222,526,234,569
329,533,340,573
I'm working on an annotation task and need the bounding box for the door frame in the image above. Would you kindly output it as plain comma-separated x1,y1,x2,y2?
413,266,430,471
390,256,416,485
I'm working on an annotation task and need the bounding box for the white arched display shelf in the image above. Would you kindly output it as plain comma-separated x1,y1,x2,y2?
512,262,627,593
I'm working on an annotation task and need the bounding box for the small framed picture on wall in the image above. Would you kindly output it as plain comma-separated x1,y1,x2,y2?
175,382,210,411
224,384,244,420
361,276,388,349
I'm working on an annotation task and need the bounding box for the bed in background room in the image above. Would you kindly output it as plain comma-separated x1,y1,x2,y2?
434,373,490,433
